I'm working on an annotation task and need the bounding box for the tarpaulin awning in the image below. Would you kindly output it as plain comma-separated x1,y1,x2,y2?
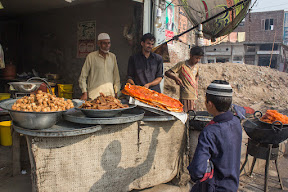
179,0,251,39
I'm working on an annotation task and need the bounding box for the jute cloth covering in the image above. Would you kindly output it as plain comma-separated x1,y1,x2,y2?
26,120,187,192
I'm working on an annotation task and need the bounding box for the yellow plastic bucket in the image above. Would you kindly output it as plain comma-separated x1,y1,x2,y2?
0,121,12,146
47,87,56,95
57,84,73,99
0,93,11,101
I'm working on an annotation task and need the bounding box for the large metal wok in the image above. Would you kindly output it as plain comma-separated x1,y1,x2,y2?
0,99,81,129
8,77,53,94
189,110,213,131
8,82,43,93
243,111,288,144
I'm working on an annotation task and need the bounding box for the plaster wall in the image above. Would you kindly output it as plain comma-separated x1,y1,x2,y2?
18,0,134,98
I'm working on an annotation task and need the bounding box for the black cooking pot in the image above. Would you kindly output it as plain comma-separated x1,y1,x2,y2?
189,110,213,131
243,111,288,144
254,111,288,131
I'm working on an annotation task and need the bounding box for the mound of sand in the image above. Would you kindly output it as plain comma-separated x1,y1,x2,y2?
164,63,288,113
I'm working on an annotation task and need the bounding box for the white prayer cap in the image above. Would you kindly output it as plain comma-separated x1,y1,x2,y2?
98,33,110,40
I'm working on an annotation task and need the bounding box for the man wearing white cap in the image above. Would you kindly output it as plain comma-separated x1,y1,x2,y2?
79,33,120,100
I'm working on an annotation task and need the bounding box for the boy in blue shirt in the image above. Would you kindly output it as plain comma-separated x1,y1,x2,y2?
188,80,242,192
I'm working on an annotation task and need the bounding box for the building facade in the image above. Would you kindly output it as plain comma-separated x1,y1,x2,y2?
202,10,288,72
244,10,285,69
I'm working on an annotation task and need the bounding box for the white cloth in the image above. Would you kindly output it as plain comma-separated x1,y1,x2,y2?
129,97,188,124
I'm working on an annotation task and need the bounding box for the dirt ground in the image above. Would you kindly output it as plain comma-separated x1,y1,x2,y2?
238,153,288,192
164,63,288,114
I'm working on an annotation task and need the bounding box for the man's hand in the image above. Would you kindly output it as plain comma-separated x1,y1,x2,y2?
200,160,214,182
144,83,150,89
175,77,184,87
127,79,135,85
80,92,88,100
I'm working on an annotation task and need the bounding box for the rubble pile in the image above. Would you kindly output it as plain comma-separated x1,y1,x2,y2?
164,63,288,113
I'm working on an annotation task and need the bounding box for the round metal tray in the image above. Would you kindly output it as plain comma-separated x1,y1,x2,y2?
13,121,102,137
77,104,136,118
64,108,144,124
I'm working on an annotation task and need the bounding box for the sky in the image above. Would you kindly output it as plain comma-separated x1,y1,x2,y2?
251,0,288,12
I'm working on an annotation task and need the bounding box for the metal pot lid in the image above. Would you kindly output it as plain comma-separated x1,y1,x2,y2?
64,108,144,125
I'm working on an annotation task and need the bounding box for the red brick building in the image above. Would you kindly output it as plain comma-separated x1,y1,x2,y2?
244,10,285,69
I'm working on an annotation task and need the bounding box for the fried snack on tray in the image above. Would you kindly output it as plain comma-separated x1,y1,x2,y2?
260,110,288,124
80,93,129,110
121,83,183,112
11,90,74,112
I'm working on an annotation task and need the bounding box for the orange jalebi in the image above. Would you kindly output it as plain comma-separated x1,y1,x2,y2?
260,110,288,124
121,83,183,112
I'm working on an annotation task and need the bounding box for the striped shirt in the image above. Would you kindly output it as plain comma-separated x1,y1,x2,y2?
170,60,199,100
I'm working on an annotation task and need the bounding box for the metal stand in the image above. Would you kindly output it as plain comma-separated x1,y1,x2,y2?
240,139,284,192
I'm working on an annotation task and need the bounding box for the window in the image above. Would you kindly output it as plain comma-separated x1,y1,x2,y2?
247,45,256,52
233,56,242,61
258,56,277,68
245,56,255,65
259,44,278,51
216,57,230,63
263,19,274,30
208,59,215,63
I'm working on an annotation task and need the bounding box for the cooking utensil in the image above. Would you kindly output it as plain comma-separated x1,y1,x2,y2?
243,118,288,144
189,110,213,131
0,99,81,129
8,82,43,93
27,77,53,94
253,111,288,131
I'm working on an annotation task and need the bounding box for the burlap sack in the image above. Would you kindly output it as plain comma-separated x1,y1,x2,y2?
26,120,186,192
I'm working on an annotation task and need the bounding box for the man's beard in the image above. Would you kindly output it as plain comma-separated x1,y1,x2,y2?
144,47,152,53
100,48,109,53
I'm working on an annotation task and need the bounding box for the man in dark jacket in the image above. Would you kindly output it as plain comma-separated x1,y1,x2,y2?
188,80,242,192
127,33,163,93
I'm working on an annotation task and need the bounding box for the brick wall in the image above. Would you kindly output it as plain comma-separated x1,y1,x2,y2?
245,10,284,43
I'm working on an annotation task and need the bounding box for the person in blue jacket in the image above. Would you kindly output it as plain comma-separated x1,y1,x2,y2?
187,80,242,192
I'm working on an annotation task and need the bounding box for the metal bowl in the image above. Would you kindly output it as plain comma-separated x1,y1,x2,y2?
8,82,43,93
77,104,136,118
0,99,81,129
